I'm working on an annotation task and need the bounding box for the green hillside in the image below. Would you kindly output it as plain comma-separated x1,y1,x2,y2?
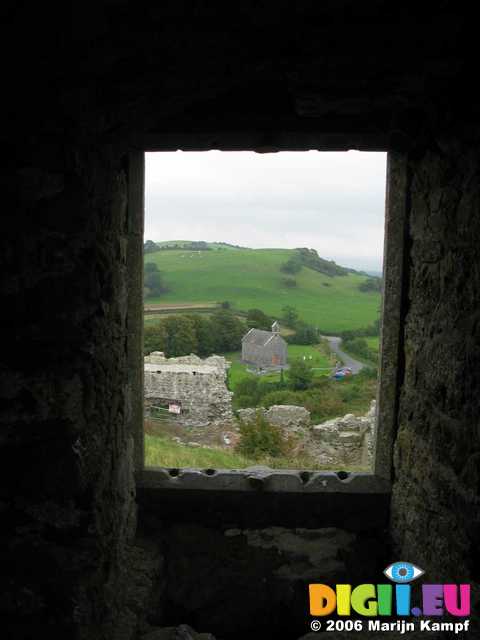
144,247,381,333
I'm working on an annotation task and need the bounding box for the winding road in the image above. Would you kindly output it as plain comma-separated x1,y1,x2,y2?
321,335,365,374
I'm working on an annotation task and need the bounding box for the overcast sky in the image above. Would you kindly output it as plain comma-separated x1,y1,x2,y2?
145,150,387,272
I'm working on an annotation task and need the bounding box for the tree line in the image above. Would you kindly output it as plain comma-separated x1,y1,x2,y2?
144,262,169,298
358,276,382,293
245,305,321,346
144,309,246,356
280,248,352,278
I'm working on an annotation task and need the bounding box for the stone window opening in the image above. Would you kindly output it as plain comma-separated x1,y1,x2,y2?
131,150,406,501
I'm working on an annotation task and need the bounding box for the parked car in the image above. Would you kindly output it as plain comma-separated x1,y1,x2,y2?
333,366,353,379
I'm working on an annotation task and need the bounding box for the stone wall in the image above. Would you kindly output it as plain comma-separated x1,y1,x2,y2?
0,146,138,638
237,405,311,432
144,353,233,426
312,401,376,467
391,141,480,619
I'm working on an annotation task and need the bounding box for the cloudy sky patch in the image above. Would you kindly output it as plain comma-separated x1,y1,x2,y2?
145,150,387,272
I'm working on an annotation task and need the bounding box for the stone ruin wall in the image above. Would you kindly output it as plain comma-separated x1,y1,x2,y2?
238,401,377,468
144,352,233,426
311,400,377,467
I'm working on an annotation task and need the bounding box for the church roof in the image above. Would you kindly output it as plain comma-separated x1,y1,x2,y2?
241,328,285,347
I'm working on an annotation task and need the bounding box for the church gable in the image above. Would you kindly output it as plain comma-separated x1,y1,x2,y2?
241,324,287,371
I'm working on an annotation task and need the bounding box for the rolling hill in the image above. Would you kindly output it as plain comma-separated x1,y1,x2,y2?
144,245,381,333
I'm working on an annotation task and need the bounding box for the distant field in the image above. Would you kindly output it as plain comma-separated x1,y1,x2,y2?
144,247,381,333
224,344,334,389
144,302,217,325
145,302,217,310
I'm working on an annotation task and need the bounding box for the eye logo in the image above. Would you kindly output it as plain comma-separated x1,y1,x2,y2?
384,561,424,583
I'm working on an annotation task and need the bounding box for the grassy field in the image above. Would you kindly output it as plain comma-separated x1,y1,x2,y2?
224,344,334,389
144,308,215,325
144,433,367,471
144,247,381,333
145,433,252,468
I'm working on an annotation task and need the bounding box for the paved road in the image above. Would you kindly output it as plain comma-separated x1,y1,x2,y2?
321,335,365,374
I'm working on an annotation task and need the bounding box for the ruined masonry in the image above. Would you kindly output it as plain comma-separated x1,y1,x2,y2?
311,400,377,466
237,405,311,432
238,402,376,467
144,352,234,426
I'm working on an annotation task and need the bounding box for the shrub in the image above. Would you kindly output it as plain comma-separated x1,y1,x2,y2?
163,315,198,356
261,390,304,408
281,305,299,328
185,314,216,356
144,262,169,297
280,256,302,274
358,277,382,293
356,366,378,380
246,308,272,330
233,377,262,408
144,240,159,254
305,393,346,422
342,337,377,362
294,247,349,277
288,358,314,390
281,277,297,288
144,323,167,355
236,411,289,459
286,322,319,345
210,308,246,351
340,386,362,403
340,318,380,340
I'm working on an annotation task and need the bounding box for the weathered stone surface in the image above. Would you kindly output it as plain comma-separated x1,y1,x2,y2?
141,624,215,640
266,404,311,430
157,523,369,639
120,539,165,639
311,401,376,466
238,405,311,432
0,147,138,638
390,143,480,620
144,353,233,426
227,526,355,580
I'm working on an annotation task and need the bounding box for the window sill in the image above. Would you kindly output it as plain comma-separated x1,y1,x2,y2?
139,467,390,494
137,468,390,530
